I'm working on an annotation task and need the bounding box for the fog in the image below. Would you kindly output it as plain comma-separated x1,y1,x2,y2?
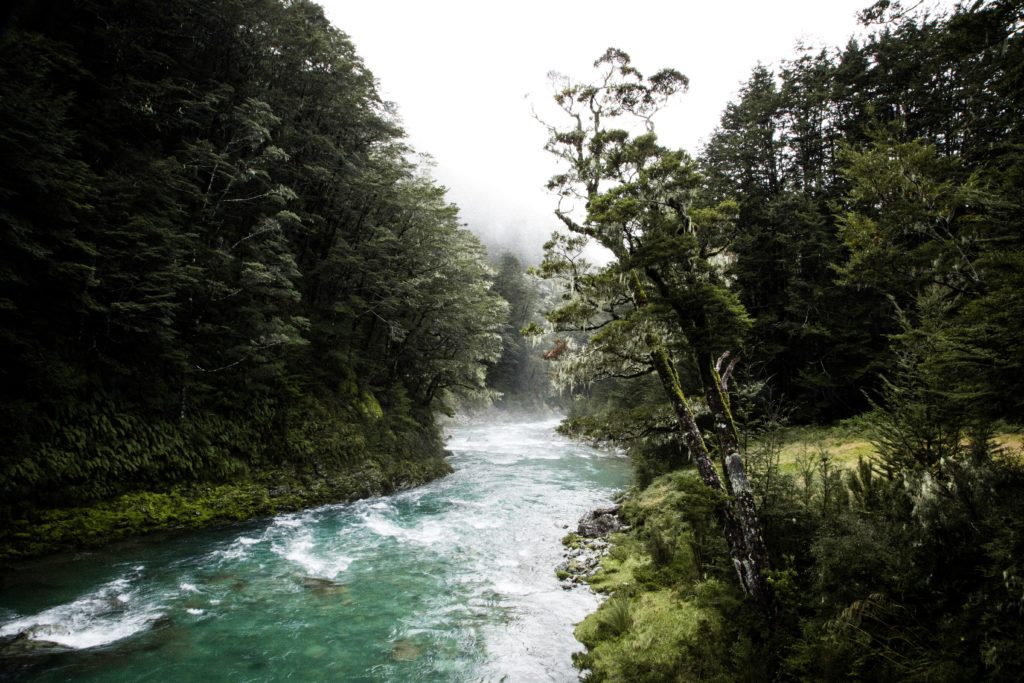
318,1,924,264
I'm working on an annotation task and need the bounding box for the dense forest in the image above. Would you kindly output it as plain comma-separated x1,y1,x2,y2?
2,0,1024,679
0,0,507,557
539,0,1024,680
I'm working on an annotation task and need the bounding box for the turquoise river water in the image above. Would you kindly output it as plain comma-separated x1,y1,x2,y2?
0,416,630,682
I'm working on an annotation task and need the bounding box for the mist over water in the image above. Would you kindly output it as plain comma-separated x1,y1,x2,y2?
0,415,630,682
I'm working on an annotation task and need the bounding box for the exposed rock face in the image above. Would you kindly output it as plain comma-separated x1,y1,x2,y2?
576,506,623,538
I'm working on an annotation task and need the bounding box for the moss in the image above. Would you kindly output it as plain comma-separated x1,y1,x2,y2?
626,470,694,518
555,569,571,580
0,452,452,564
571,468,755,681
561,532,586,549
587,533,648,594
574,587,728,682
359,390,384,421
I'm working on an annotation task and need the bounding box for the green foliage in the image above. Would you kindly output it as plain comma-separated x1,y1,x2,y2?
540,48,753,384
699,0,1024,423
485,252,551,407
557,375,690,487
774,325,1024,681
0,441,452,562
575,589,715,682
0,0,500,551
569,1,1024,679
572,472,766,682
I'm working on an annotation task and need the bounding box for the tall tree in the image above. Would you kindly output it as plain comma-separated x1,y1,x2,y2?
486,252,546,405
539,49,772,607
0,0,504,516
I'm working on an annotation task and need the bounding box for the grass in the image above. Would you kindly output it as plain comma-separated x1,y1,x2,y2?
996,432,1024,452
587,533,649,594
775,434,876,472
754,420,1023,474
574,587,727,682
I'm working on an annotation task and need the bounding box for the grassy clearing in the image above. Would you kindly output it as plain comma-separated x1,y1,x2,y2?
755,421,1023,474
996,432,1024,452
775,433,876,471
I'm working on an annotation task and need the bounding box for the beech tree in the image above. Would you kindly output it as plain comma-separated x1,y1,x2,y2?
538,48,772,607
0,0,504,512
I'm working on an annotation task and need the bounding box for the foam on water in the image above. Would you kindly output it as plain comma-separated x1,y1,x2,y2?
360,512,455,547
0,571,163,650
272,515,305,529
0,414,632,682
275,532,353,579
213,533,266,562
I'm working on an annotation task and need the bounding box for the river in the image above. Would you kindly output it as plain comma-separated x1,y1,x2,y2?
0,415,630,682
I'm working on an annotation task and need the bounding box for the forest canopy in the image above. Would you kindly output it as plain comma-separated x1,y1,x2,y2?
0,0,505,528
539,1,1024,680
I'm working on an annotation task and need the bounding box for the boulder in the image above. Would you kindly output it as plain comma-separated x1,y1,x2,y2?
576,506,623,538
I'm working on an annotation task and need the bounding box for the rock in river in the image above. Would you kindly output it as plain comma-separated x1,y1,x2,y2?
576,506,624,538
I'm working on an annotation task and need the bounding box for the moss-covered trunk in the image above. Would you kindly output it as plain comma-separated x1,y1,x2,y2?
630,272,771,607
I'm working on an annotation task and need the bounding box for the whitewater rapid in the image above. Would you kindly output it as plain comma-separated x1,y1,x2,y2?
0,415,630,682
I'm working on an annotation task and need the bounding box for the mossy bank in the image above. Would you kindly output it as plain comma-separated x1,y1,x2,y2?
0,395,455,566
568,471,767,682
0,451,451,565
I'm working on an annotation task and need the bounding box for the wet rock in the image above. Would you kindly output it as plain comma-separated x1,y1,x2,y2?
0,629,71,658
391,639,423,661
298,576,348,597
576,506,623,538
556,506,624,587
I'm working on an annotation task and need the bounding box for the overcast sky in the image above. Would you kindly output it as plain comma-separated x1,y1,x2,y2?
318,0,882,263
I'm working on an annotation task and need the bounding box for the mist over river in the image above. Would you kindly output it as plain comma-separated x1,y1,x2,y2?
0,415,630,682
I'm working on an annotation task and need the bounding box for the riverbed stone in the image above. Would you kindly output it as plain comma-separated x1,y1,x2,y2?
556,505,625,587
576,506,623,537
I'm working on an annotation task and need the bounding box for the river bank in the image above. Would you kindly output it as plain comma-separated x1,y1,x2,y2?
0,416,630,682
0,451,452,566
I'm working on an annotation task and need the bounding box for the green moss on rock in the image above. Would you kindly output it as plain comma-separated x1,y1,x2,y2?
570,470,751,682
574,587,728,682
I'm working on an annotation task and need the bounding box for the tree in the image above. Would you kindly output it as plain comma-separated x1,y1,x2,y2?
0,0,505,516
486,252,548,405
838,131,1024,425
539,48,772,607
700,55,892,422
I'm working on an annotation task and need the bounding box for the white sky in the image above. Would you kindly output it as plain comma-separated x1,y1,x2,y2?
318,0,881,263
